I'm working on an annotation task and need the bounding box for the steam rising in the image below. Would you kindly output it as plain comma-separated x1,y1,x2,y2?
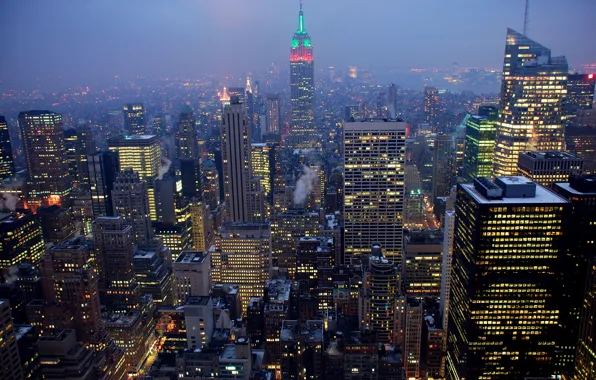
0,193,19,211
293,166,318,205
158,157,172,180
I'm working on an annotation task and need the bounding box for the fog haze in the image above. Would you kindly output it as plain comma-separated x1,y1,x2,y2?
1,0,595,88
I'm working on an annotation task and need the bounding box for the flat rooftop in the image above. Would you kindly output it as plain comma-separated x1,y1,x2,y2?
554,182,596,196
174,251,207,264
461,181,569,205
280,320,324,342
520,151,582,160
187,296,211,306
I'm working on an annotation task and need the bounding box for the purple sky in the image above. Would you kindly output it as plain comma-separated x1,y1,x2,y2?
1,0,594,88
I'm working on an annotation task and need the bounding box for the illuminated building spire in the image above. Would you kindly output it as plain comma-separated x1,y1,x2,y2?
298,0,305,33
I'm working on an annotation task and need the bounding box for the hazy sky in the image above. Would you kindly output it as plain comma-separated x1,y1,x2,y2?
1,0,595,88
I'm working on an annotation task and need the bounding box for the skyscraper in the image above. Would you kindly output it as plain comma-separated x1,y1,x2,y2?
123,103,146,135
566,73,595,124
0,116,15,181
111,169,153,245
108,134,161,221
176,105,199,160
552,176,596,374
432,135,454,201
41,237,106,348
447,177,569,379
424,86,439,132
289,2,315,148
88,150,120,218
493,28,568,176
0,299,23,380
211,223,271,311
462,105,498,181
360,243,400,344
221,98,253,223
0,212,45,271
566,125,596,174
93,216,140,313
266,94,281,134
19,111,72,208
343,119,406,262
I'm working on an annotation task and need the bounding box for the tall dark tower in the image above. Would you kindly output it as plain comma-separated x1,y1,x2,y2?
0,116,15,181
289,1,315,148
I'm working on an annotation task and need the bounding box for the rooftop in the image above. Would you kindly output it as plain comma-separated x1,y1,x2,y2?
462,177,568,205
520,151,583,161
186,296,211,306
280,320,324,342
174,251,208,264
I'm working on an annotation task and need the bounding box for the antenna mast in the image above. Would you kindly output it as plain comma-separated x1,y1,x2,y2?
523,0,529,35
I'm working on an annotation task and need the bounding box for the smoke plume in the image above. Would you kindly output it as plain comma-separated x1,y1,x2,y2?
0,193,19,211
293,166,318,206
158,157,172,180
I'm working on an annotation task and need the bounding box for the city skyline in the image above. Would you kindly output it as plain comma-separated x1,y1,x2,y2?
1,0,595,89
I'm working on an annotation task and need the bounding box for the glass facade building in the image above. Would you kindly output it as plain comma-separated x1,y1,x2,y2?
447,177,569,379
493,28,568,176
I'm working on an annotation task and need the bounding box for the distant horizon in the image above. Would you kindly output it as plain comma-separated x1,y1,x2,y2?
1,0,595,90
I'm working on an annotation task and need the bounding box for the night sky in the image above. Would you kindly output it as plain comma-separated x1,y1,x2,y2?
1,0,595,88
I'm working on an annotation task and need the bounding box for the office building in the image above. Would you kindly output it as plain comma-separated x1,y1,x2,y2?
173,251,211,306
360,243,400,344
343,119,406,262
103,296,156,374
177,105,199,160
404,298,423,379
19,110,72,209
37,330,110,380
41,237,106,348
123,103,145,135
36,205,77,244
133,249,173,306
218,339,253,380
552,176,596,374
446,177,569,379
251,143,275,208
0,299,23,380
190,201,213,252
463,106,498,181
266,94,281,134
440,210,455,336
295,237,334,304
289,2,316,148
0,212,45,270
0,116,14,181
88,150,120,218
280,320,324,380
108,134,161,221
432,134,455,202
93,216,140,313
14,324,40,380
493,29,568,176
212,223,271,311
111,169,153,245
202,159,220,210
518,151,583,187
221,98,254,222
180,158,203,199
185,296,214,349
64,124,95,190
403,229,443,298
566,73,595,123
566,125,596,174
272,208,319,275
424,86,439,132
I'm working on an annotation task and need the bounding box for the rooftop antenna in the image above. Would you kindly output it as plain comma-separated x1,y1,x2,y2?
300,0,303,10
523,0,529,36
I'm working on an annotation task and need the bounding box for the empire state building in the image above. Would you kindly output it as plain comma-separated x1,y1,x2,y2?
289,2,316,148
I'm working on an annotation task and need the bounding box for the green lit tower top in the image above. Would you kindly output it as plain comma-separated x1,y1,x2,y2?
289,1,315,149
